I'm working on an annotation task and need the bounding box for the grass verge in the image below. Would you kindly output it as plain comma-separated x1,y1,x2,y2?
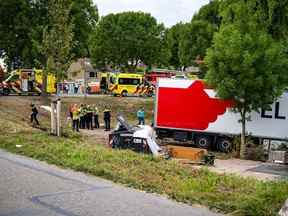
0,127,287,216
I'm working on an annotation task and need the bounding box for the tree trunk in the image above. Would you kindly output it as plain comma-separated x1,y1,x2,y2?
240,109,247,159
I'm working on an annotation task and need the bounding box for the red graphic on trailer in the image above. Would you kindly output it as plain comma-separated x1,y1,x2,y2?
157,81,233,130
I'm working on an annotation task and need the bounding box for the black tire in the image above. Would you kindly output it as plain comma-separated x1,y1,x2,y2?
195,135,211,149
121,90,128,97
217,138,233,153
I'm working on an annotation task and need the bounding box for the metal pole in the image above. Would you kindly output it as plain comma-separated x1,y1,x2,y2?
51,102,56,135
81,59,87,99
56,99,61,137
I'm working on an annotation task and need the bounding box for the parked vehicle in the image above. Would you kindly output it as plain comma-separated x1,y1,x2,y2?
145,70,176,86
34,69,56,94
111,73,144,97
100,72,116,93
154,79,288,152
171,74,188,79
1,69,56,95
88,81,101,94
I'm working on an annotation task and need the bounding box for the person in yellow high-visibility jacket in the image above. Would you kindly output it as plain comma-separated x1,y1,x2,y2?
72,104,80,132
93,105,100,129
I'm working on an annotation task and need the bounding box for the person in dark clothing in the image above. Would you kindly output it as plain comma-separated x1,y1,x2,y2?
103,106,111,131
74,83,79,94
30,104,40,125
68,104,73,119
79,104,86,129
86,105,93,130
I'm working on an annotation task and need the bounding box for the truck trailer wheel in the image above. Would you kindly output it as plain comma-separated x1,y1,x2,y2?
195,135,211,149
217,138,233,153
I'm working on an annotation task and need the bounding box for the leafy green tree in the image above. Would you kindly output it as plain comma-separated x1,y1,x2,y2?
265,0,288,40
193,0,222,27
166,23,186,69
29,0,49,68
41,0,73,87
157,29,171,67
179,20,215,68
90,12,165,71
31,0,98,66
220,0,288,41
205,24,288,158
0,0,32,71
70,0,98,58
0,0,98,72
178,0,220,74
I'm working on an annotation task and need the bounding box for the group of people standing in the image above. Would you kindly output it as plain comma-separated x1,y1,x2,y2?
69,104,111,132
29,103,148,133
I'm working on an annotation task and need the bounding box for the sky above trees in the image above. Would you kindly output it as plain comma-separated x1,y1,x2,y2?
94,0,210,27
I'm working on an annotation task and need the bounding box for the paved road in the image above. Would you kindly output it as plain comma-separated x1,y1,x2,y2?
206,159,288,181
0,150,220,216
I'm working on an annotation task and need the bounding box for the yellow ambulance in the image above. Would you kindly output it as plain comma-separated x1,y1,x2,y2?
34,69,56,93
7,69,56,94
111,73,144,96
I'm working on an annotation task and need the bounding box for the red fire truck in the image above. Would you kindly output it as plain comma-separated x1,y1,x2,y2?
145,70,176,86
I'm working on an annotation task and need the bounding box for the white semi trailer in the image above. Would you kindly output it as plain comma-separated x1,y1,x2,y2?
154,79,288,152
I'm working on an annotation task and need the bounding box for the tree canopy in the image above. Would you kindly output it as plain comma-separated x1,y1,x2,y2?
90,12,165,71
166,23,186,69
220,0,288,41
41,0,74,82
179,20,216,68
163,0,221,73
0,0,98,71
0,0,32,71
70,0,98,58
